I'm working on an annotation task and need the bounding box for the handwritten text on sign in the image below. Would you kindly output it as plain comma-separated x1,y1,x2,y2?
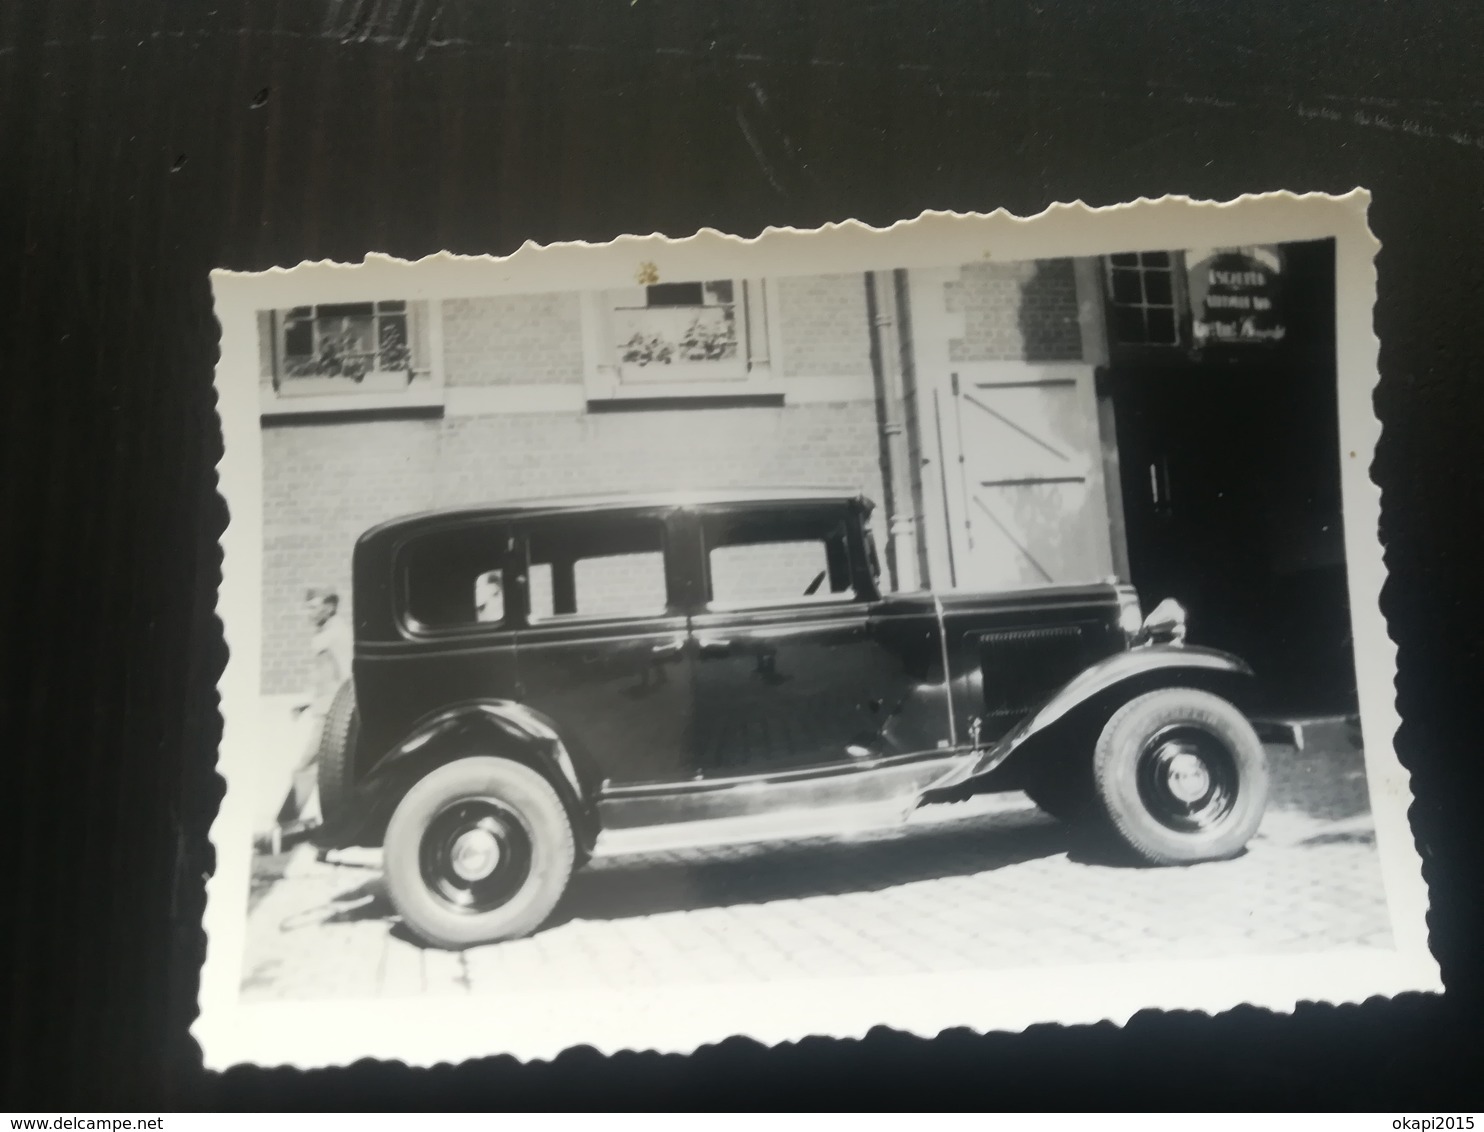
1187,246,1287,347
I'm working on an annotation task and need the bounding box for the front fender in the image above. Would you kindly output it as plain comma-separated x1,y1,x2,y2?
367,699,594,810
934,644,1254,790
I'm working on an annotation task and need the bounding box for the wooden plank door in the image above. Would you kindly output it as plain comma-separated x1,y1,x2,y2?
943,362,1115,590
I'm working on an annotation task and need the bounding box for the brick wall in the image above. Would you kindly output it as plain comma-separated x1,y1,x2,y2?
260,402,884,693
442,293,585,386
947,258,1083,362
775,274,872,377
257,266,1067,693
261,419,441,694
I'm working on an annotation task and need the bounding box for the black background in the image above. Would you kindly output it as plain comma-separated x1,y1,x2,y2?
4,0,1483,1110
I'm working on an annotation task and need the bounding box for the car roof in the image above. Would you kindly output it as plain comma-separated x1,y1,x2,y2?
360,487,874,542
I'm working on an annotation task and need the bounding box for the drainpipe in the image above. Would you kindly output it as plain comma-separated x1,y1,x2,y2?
864,271,921,593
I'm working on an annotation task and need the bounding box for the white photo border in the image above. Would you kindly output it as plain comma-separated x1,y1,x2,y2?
199,191,1440,1069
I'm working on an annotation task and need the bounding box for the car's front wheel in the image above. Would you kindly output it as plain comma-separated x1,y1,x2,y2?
1093,687,1269,865
383,757,575,949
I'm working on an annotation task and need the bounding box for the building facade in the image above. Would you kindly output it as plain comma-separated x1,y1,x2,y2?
258,240,1348,717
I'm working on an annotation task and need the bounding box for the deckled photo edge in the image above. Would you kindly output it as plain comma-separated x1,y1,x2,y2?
198,191,1439,1071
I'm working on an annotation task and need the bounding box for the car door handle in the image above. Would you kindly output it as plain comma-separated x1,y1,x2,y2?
650,638,685,658
697,637,732,656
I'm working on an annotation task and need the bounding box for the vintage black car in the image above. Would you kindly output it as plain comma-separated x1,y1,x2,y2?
313,489,1269,949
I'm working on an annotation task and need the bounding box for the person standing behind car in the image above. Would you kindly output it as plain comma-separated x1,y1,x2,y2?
283,584,354,836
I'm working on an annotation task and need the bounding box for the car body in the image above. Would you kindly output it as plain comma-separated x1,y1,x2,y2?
314,488,1269,949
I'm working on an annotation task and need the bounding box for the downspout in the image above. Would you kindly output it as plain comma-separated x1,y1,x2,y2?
893,268,933,590
864,271,922,593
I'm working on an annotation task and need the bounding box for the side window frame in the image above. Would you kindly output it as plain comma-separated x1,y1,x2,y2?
849,502,885,602
512,507,686,626
695,502,876,614
394,520,520,639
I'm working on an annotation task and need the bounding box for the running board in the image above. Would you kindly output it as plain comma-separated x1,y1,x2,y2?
590,799,914,858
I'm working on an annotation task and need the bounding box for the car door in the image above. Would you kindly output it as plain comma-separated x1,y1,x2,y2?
685,502,896,780
360,518,522,764
511,507,693,788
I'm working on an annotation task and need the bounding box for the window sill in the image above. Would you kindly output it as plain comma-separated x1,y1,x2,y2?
582,375,871,411
260,385,446,424
274,370,412,396
587,393,785,412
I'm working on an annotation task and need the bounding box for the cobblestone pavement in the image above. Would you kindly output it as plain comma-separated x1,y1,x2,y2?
240,734,1392,1001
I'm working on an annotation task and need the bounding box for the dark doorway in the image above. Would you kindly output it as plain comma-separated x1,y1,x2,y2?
1104,239,1356,718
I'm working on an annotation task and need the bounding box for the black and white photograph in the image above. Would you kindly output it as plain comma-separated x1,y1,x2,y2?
198,196,1437,1068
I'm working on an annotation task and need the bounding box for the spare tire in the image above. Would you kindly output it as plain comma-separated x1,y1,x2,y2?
315,679,360,831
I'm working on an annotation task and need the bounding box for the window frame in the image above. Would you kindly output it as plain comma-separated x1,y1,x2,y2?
260,298,446,420
512,508,688,627
692,502,879,615
1102,251,1190,352
579,279,783,404
393,519,520,640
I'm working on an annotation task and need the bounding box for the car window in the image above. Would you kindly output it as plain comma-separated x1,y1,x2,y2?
702,508,859,609
524,514,669,621
402,525,513,630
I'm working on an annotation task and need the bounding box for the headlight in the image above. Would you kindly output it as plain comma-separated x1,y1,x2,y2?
1141,597,1188,644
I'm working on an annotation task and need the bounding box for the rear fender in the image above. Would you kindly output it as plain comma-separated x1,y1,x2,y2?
367,700,598,832
936,644,1254,790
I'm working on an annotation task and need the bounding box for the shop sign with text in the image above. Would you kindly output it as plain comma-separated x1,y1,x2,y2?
1186,245,1287,347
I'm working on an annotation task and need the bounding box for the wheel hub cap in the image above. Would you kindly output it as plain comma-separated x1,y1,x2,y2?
1163,749,1211,803
449,828,501,881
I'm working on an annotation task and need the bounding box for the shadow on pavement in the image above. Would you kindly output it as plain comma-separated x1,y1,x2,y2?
276,875,395,933
318,876,394,924
549,808,1070,926
1266,739,1373,823
1299,829,1375,847
1060,837,1243,870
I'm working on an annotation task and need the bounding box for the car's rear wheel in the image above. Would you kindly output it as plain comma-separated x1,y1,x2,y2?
1093,687,1268,865
383,757,575,949
315,680,359,832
